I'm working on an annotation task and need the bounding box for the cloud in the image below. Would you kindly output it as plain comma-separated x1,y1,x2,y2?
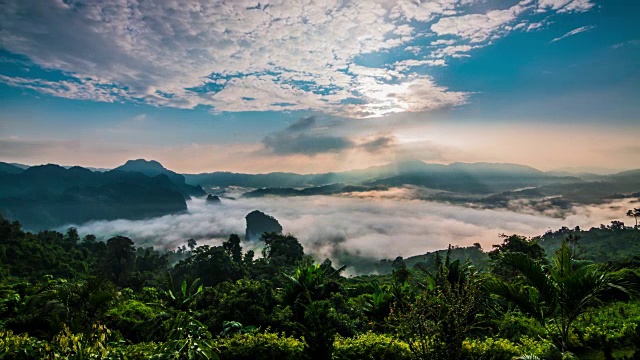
342,77,469,118
550,25,595,43
360,135,396,153
0,75,127,103
284,116,318,133
537,0,595,13
262,115,355,155
69,196,637,273
611,40,640,49
0,0,596,117
263,133,354,155
430,0,532,43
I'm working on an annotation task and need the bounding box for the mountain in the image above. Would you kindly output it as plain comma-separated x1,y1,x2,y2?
0,183,186,230
367,162,582,194
245,210,282,241
242,183,387,198
115,159,206,198
186,160,584,195
0,162,24,174
206,194,222,204
0,164,187,230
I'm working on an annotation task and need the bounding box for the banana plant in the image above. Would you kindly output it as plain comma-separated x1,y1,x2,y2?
165,274,203,312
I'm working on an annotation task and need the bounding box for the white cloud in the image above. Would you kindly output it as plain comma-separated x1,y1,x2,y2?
0,75,127,103
431,0,533,43
537,0,595,13
342,76,468,118
550,25,595,43
393,59,447,72
0,0,596,117
70,196,636,272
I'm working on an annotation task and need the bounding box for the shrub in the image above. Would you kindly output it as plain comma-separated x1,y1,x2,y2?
215,332,304,360
462,337,556,360
495,311,546,341
333,332,412,360
462,338,520,360
0,330,48,359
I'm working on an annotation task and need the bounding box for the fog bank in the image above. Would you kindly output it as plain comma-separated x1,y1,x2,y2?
69,193,635,262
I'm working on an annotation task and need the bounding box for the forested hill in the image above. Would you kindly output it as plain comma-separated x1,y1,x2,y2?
0,164,188,230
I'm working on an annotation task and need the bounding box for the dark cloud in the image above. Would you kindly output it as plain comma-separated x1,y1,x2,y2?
263,133,354,155
285,116,317,132
360,135,396,153
263,116,354,155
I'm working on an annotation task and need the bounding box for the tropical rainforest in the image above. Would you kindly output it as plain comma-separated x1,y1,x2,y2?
1,209,640,360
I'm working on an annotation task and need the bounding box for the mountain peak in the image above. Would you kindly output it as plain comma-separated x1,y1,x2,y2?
119,159,166,171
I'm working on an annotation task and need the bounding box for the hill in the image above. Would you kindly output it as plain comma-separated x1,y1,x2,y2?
115,159,206,198
0,162,24,174
185,160,585,195
0,164,187,230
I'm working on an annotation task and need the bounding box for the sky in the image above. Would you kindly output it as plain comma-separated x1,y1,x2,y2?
0,0,638,174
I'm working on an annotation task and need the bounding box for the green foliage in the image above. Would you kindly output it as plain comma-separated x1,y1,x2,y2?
105,299,159,342
172,245,242,287
489,234,547,279
197,279,279,334
332,332,412,360
489,240,636,352
154,312,218,359
215,332,304,360
0,329,49,359
0,216,94,279
261,233,305,267
462,337,556,360
393,249,483,360
538,225,640,263
493,311,546,341
1,214,640,360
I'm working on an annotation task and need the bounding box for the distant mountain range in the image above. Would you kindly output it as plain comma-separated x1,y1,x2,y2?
1,158,638,230
186,160,640,205
184,160,585,193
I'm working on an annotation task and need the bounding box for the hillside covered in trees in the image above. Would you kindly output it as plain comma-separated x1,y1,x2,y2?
1,211,640,359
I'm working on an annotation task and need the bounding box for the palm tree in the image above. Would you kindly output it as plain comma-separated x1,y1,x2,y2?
282,263,346,360
489,240,635,353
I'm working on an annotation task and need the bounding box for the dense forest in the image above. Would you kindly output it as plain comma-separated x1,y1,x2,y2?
1,210,640,359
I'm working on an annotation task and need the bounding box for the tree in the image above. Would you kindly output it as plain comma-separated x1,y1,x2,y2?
102,236,136,286
394,249,482,360
261,233,304,267
187,238,197,251
172,245,242,287
283,263,347,360
223,234,243,263
627,208,640,229
489,234,546,279
489,240,635,353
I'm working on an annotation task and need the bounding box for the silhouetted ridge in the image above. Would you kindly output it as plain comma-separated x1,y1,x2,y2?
115,159,206,198
0,164,187,230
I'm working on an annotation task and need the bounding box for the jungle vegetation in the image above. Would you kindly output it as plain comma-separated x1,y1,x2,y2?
1,211,640,359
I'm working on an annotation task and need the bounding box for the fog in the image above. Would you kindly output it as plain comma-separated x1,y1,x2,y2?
69,189,635,265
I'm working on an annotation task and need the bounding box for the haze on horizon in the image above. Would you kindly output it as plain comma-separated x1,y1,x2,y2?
0,0,638,173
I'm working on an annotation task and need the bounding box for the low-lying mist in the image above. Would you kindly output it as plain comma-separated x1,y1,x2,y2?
68,188,634,265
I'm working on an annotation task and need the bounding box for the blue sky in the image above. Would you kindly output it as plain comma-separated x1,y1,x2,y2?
0,0,638,173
